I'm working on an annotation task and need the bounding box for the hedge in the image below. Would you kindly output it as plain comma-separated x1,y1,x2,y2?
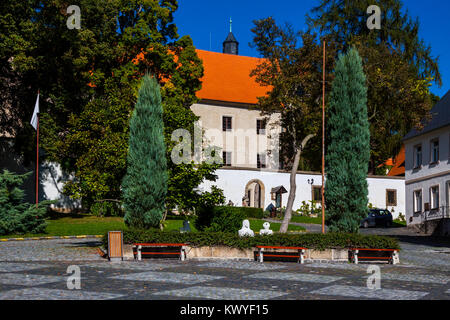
195,206,264,232
103,230,400,251
236,207,265,219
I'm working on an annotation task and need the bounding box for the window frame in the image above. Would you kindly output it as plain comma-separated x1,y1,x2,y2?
430,138,439,164
257,153,267,169
222,116,232,132
413,189,423,214
312,185,323,202
430,185,439,210
413,144,422,169
386,189,397,207
222,151,232,167
256,119,267,135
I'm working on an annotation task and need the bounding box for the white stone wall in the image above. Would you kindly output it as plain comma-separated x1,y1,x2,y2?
199,168,406,219
40,162,82,210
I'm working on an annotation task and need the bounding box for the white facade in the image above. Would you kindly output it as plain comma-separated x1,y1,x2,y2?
199,168,405,219
404,125,450,225
191,101,405,219
191,103,281,169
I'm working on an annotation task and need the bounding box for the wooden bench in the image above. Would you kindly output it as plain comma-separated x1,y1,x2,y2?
350,248,399,264
133,243,187,261
256,246,307,264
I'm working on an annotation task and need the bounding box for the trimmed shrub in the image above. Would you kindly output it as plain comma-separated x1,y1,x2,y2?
196,206,245,233
91,201,124,217
195,206,264,232
238,207,264,219
103,229,400,251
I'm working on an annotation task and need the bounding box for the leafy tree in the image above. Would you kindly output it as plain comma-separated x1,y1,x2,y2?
122,75,167,229
307,0,440,172
307,0,441,83
354,38,435,170
1,1,221,210
61,77,134,207
0,170,51,235
325,48,370,233
250,18,336,233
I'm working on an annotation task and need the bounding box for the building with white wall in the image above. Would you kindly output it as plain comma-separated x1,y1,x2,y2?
199,168,405,218
193,31,405,218
403,90,450,234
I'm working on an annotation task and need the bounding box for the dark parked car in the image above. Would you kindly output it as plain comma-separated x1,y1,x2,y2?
360,209,393,228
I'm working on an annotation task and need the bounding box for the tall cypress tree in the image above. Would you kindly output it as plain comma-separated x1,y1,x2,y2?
325,48,370,233
122,75,168,229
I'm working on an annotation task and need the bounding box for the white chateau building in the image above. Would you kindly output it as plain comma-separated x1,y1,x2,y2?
192,31,405,217
403,90,450,235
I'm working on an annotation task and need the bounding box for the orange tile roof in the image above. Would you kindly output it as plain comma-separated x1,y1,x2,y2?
195,49,269,104
387,145,405,176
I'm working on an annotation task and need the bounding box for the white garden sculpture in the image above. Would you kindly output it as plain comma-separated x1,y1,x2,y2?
238,219,254,237
259,222,273,236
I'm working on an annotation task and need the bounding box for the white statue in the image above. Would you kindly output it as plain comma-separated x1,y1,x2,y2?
259,222,273,236
238,219,254,237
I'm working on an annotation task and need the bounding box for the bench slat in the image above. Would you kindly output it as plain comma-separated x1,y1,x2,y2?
138,252,181,255
256,254,301,258
256,246,307,250
358,256,391,260
351,248,397,252
134,243,186,246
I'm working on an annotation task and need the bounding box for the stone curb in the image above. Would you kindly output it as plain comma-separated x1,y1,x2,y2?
0,235,103,242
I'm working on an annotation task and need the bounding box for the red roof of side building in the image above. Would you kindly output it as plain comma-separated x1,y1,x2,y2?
387,145,405,176
195,49,270,104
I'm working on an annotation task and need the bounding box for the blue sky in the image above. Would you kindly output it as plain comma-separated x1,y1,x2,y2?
174,0,449,98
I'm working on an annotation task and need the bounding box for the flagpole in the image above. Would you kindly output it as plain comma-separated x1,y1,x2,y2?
36,90,39,208
321,41,326,234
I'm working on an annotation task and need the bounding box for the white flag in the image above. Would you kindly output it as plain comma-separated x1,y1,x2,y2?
30,94,39,130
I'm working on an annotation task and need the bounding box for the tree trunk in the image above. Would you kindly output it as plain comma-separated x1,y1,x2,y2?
159,209,169,230
280,134,315,233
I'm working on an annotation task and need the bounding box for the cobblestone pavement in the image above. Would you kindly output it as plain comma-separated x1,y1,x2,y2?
360,227,450,271
0,235,449,300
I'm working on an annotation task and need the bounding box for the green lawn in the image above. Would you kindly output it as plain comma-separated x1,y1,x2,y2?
268,215,322,225
249,219,306,232
0,213,304,239
393,220,407,227
290,215,322,224
0,214,127,239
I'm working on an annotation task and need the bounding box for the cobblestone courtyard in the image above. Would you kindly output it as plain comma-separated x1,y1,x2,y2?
0,228,449,300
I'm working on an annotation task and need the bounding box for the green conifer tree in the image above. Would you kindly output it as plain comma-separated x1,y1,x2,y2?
0,170,50,235
325,48,370,233
122,75,168,229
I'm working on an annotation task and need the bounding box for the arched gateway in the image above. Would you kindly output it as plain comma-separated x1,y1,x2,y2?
244,179,265,209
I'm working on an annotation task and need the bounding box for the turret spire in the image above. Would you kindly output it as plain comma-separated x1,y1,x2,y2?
223,18,239,55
